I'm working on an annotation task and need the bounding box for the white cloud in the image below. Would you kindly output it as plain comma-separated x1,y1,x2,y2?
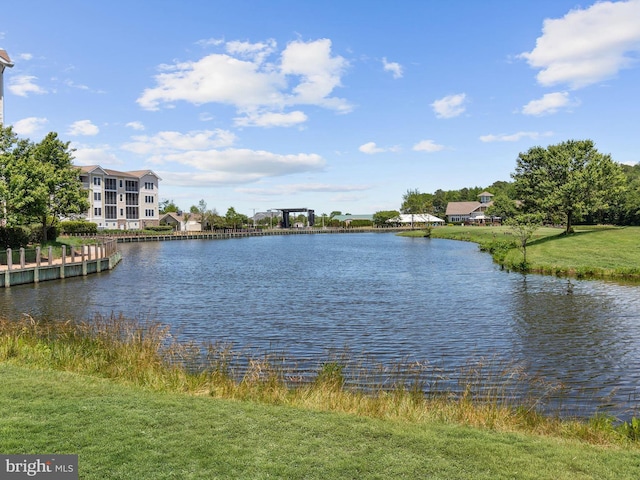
382,57,403,79
431,93,466,118
280,38,351,112
479,131,554,142
72,145,122,166
234,110,307,127
196,37,225,47
520,0,640,88
359,142,385,154
413,140,445,152
358,141,401,154
8,75,47,97
122,129,323,185
122,129,237,156
157,149,325,186
67,120,99,136
521,91,575,116
126,121,145,131
12,117,48,135
237,183,371,195
18,53,33,61
226,39,277,64
138,38,351,120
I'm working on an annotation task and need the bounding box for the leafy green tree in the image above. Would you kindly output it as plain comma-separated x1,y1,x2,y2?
512,140,626,234
159,199,180,214
505,213,543,266
225,207,246,229
2,130,89,242
401,188,433,230
486,193,519,221
373,210,400,226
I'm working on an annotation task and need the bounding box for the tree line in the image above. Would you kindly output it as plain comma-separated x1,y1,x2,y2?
386,139,637,232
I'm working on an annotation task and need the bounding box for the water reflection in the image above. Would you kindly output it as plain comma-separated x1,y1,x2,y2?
1,233,639,419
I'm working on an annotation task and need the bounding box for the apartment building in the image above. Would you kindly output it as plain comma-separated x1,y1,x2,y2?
78,165,161,230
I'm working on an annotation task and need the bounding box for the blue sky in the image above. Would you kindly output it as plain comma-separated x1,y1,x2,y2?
2,0,640,217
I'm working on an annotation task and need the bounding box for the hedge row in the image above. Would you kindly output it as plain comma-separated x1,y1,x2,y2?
58,220,98,235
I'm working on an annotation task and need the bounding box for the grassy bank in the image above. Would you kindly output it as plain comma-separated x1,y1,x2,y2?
3,363,640,479
2,314,639,450
403,225,640,280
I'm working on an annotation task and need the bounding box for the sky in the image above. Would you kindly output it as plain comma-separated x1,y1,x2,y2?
1,0,640,217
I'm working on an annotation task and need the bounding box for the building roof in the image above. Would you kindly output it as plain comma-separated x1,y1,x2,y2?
77,165,161,180
445,201,494,216
390,213,445,224
478,191,494,197
0,49,13,68
445,201,481,215
333,214,374,221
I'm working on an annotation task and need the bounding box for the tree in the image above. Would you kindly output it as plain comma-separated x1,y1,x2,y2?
505,213,542,266
373,210,400,226
512,140,626,234
2,130,89,242
159,199,180,214
401,188,433,230
486,193,519,221
225,207,246,229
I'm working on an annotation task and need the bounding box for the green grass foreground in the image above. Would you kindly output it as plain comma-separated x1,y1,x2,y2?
2,315,640,478
404,225,640,280
3,363,640,480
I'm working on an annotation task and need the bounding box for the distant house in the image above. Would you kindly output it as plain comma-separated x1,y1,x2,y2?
445,192,496,224
388,213,445,226
159,212,204,231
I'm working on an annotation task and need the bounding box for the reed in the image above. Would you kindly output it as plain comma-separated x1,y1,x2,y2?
0,313,636,447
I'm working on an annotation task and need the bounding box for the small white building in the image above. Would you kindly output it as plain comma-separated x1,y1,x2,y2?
389,213,445,226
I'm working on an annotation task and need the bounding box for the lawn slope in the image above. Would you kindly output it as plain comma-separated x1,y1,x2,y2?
1,364,638,480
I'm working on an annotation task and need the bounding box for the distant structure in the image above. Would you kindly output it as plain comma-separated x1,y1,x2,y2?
78,165,161,230
0,49,14,125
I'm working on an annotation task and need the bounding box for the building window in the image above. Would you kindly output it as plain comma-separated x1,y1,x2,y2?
126,193,139,206
126,206,139,220
93,177,101,186
105,178,117,190
119,180,123,188
93,192,101,201
144,182,154,190
105,191,117,204
105,206,117,219
145,195,154,203
144,209,155,217
125,180,138,192
120,209,124,216
94,207,102,216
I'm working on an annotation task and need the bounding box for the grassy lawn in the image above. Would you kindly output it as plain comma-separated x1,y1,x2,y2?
404,225,640,279
2,363,639,480
513,227,640,277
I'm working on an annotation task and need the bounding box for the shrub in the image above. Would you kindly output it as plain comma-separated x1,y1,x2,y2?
59,220,98,235
146,225,174,233
0,226,31,249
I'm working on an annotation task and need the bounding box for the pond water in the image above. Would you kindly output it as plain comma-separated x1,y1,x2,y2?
2,233,639,419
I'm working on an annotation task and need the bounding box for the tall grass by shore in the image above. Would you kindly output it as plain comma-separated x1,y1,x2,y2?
1,313,638,447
